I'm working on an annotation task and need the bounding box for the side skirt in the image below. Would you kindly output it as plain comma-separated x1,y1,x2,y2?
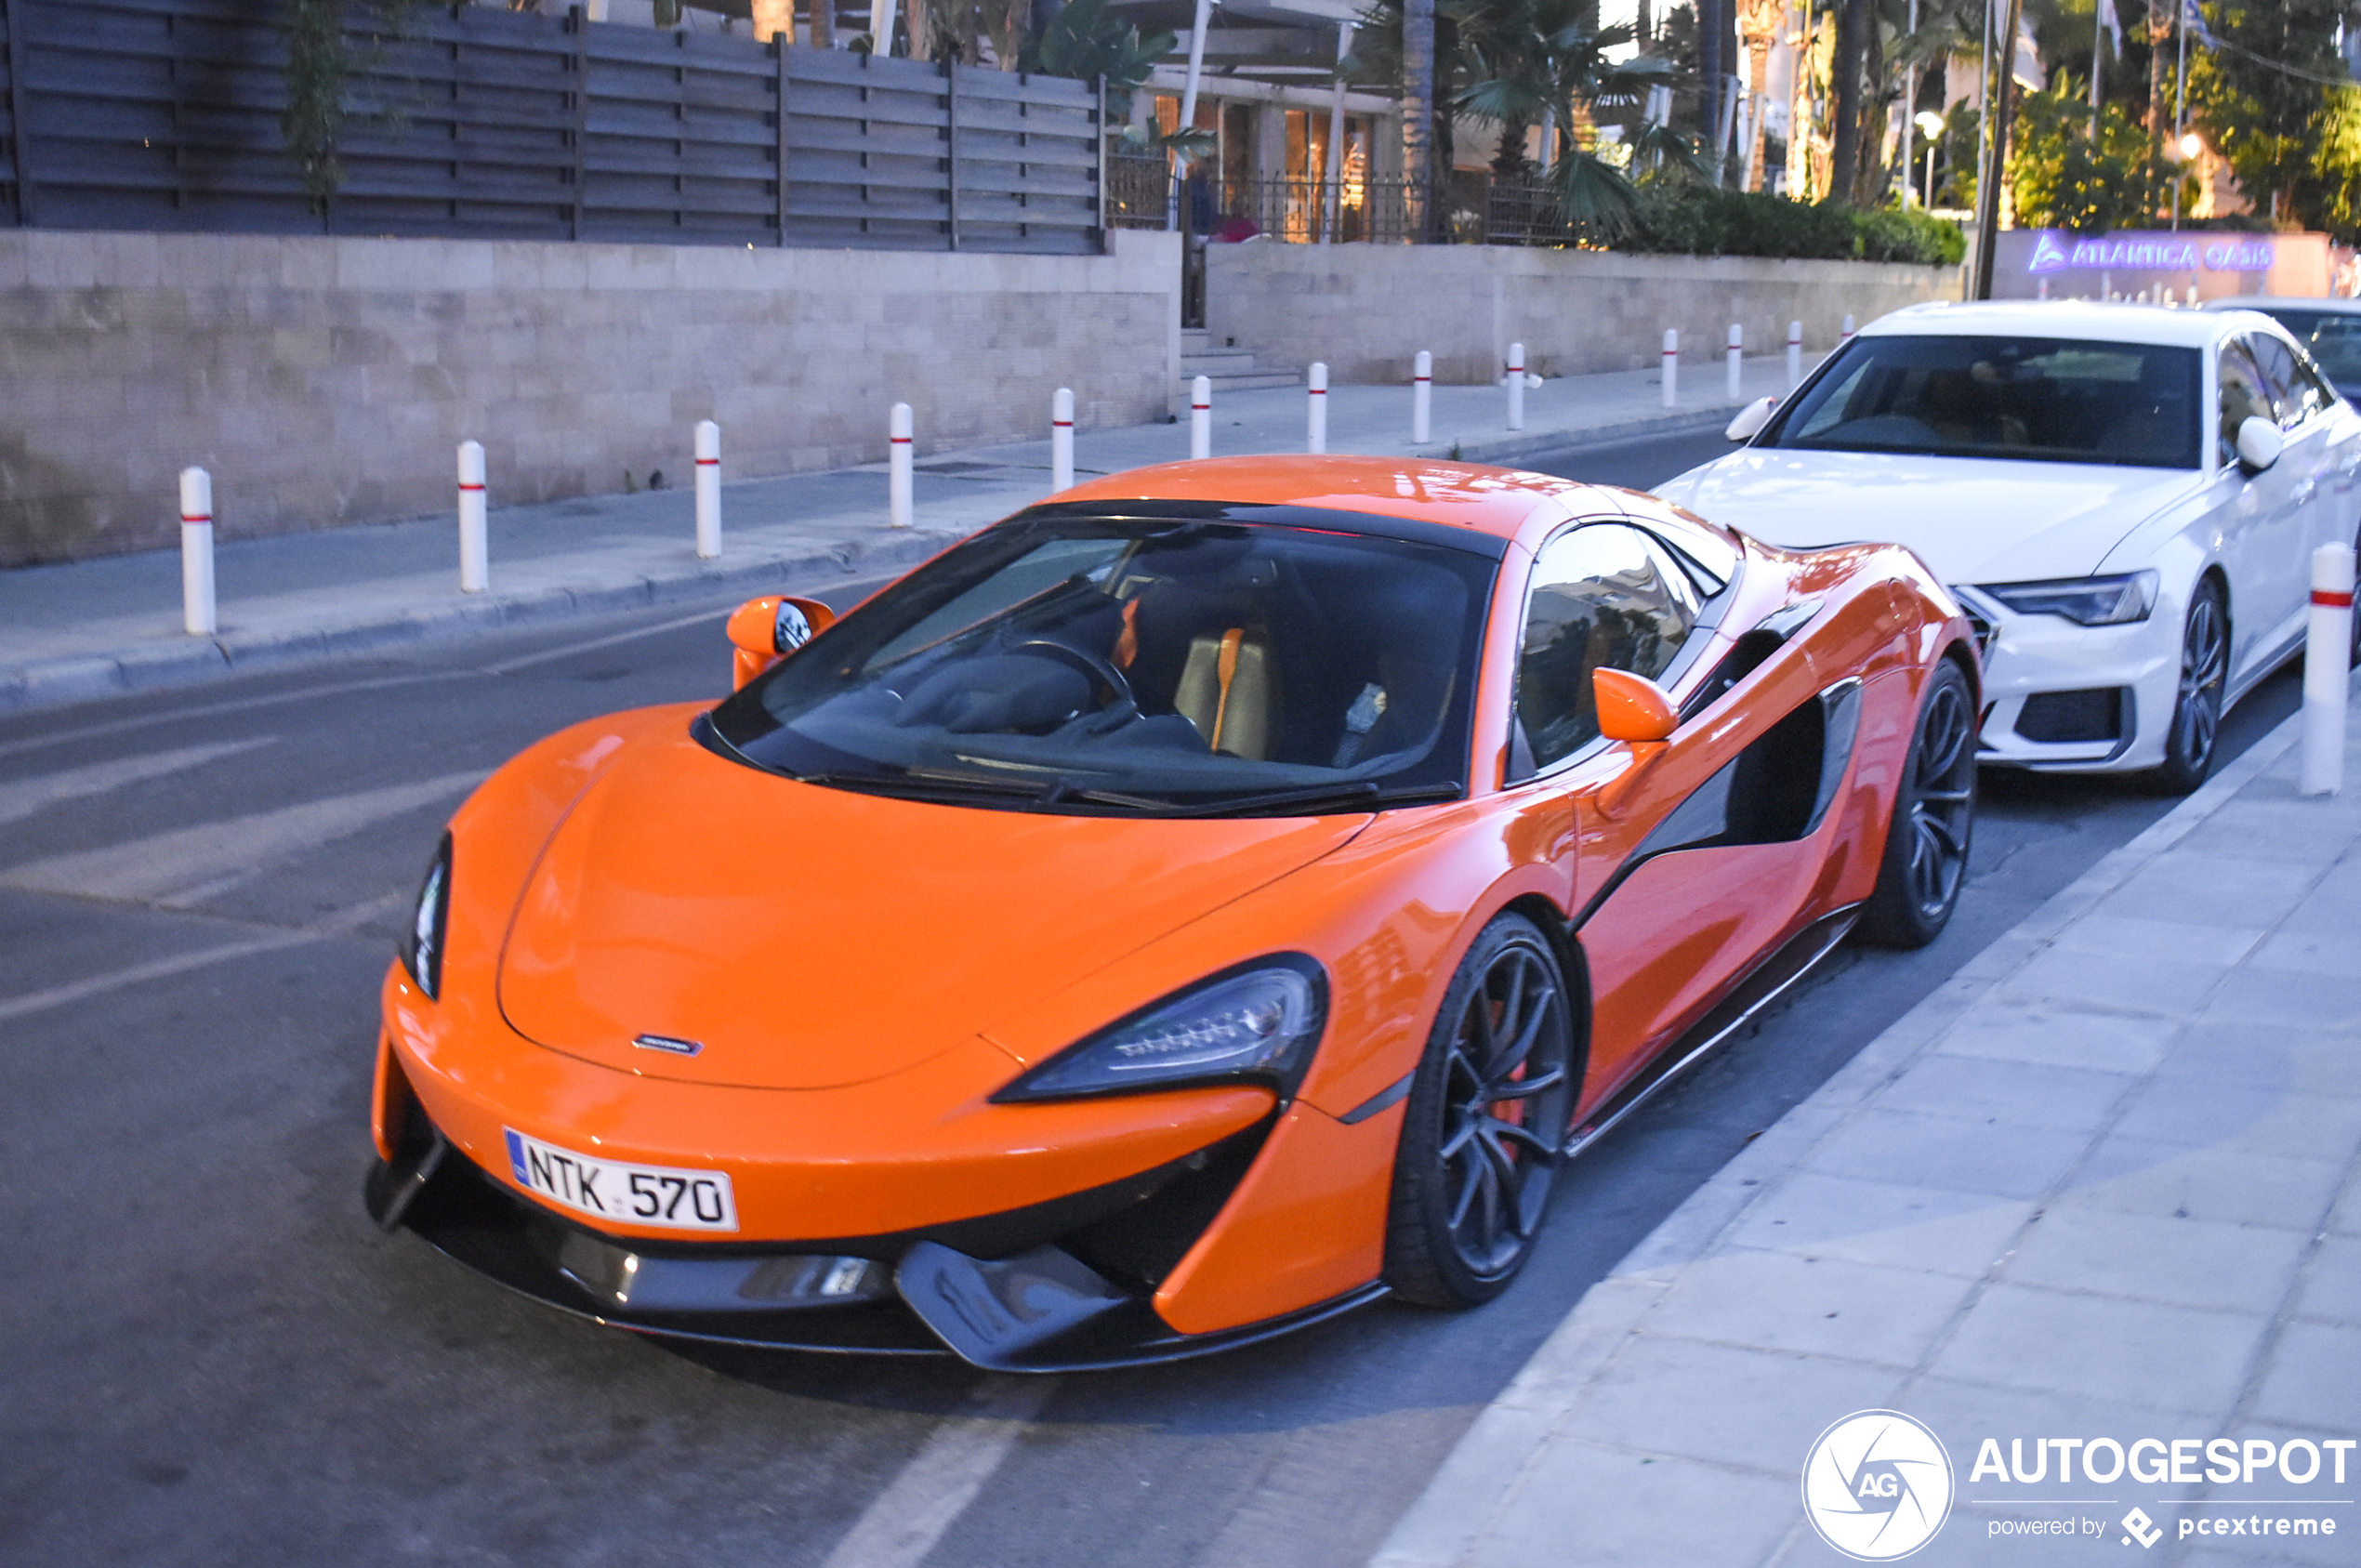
1562,904,1860,1162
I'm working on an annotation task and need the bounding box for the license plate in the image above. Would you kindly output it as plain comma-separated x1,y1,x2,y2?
503,1128,738,1233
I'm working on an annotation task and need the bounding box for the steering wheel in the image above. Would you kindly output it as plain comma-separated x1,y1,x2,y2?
1012,639,1136,712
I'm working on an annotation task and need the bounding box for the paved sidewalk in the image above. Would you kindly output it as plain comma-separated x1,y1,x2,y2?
0,355,1796,715
1373,679,2361,1567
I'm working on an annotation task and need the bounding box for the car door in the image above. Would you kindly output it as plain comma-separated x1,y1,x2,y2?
2216,335,2310,682
2265,334,2361,563
1505,521,1837,1106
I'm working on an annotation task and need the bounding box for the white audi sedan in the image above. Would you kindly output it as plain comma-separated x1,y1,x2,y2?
1656,301,2361,791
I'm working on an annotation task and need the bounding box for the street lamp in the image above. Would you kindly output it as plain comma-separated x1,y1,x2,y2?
2179,131,2202,161
1915,112,1945,210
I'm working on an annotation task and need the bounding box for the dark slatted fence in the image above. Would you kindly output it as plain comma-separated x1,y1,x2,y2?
0,0,1106,253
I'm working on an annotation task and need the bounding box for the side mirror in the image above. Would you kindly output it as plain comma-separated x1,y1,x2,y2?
2236,415,2285,473
726,594,837,691
1594,667,1679,744
1724,396,1778,443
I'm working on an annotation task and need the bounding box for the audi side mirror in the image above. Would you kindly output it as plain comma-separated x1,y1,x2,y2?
1724,396,1778,443
2235,415,2285,474
726,595,837,691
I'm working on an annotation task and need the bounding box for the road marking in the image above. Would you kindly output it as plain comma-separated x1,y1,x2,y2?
1,770,485,903
0,887,408,1024
0,673,442,762
0,738,275,827
477,606,727,676
816,1377,1058,1568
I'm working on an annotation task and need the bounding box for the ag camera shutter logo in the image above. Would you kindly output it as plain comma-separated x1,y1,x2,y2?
1802,1410,1956,1561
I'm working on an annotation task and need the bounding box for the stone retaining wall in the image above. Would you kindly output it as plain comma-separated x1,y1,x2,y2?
0,229,1180,566
1204,243,1961,387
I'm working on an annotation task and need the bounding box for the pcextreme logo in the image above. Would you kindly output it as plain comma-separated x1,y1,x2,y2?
1802,1410,1957,1561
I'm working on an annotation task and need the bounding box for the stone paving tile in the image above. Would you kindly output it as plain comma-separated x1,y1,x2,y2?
2249,1321,2361,1433
2153,1019,2361,1101
1927,1284,2266,1418
2245,924,2361,981
1464,1443,1798,1568
2173,800,2361,865
2056,1136,2348,1232
1645,1247,1975,1368
1801,1108,2093,1201
2109,1075,2361,1165
1931,1004,2182,1075
2107,854,2320,931
1563,1337,1902,1475
1866,1053,2135,1135
2197,968,2361,1034
2330,1175,2361,1238
2182,1544,2342,1568
2047,914,2271,968
1367,1403,1559,1568
1897,1373,2215,1495
1721,1172,2035,1280
1998,1206,2313,1316
1995,948,2232,1020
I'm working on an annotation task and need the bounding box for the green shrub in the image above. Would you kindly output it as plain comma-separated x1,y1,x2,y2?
1616,183,1963,267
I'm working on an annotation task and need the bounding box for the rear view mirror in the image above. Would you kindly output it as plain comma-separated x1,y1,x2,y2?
1594,667,1679,743
1724,396,1778,443
2236,415,2285,473
726,595,837,691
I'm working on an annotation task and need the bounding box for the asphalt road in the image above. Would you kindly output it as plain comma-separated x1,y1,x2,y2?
0,428,2306,1568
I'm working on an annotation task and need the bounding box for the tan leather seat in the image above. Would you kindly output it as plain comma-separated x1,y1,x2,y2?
1173,626,1277,758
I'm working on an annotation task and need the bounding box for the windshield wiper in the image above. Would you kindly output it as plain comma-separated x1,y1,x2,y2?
1154,781,1465,819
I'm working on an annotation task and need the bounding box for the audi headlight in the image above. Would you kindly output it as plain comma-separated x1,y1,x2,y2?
1976,570,2159,626
992,957,1328,1103
399,833,452,1001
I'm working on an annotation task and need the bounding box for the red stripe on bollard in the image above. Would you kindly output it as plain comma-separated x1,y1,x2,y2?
2315,588,2355,607
457,483,485,492
180,514,209,523
695,458,719,466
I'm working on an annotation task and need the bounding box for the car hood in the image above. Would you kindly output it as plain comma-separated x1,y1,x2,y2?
1655,450,2199,584
496,723,1368,1091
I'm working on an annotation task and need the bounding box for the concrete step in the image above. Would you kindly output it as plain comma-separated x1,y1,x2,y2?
1180,351,1262,374
1197,371,1302,392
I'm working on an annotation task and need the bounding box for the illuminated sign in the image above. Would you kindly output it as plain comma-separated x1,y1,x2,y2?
2022,230,2275,274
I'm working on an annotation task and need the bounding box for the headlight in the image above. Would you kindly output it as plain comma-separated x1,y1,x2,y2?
991,956,1328,1103
1976,571,2159,626
399,833,452,1001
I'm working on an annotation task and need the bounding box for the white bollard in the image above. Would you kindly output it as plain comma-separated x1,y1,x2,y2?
457,440,487,593
2300,541,2356,797
1413,350,1432,443
1725,323,1743,402
1662,328,1679,407
178,466,216,637
1786,320,1802,391
1190,375,1211,460
1506,341,1524,431
889,402,914,529
693,419,721,560
1051,388,1075,494
1840,312,1856,346
1307,362,1328,454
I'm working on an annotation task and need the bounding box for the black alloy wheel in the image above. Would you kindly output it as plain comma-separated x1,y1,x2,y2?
2148,578,2229,795
1857,659,1977,949
1384,913,1577,1308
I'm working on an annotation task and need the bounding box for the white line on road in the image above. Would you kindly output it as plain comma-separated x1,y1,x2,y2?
2,770,486,903
816,1377,1059,1568
0,887,410,1024
0,737,275,827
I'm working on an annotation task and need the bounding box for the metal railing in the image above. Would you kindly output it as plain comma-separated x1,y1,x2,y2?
1104,159,1583,248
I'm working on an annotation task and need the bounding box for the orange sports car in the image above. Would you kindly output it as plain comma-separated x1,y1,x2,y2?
368,456,1979,1371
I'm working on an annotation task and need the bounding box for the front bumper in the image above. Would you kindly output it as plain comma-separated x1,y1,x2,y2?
1955,586,2181,772
366,1117,1386,1372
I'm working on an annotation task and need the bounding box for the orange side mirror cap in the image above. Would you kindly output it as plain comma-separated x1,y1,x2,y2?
1593,666,1679,744
726,595,838,691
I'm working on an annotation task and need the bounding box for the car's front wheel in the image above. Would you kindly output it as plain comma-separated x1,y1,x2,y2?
2148,577,2228,795
1384,913,1576,1308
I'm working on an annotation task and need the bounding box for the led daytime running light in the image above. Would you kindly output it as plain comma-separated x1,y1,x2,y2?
994,957,1327,1102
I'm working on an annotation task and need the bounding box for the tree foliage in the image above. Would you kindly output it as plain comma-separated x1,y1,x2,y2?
1021,0,1172,119
2006,76,2179,233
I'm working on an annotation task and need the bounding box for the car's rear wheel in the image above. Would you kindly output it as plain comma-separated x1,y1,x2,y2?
1856,659,1976,949
1384,913,1576,1308
2147,577,2228,795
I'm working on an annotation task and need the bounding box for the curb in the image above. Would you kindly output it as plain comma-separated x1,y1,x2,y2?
0,526,965,719
1424,403,1746,468
1367,702,2314,1568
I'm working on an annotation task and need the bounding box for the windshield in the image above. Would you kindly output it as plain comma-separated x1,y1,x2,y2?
2247,308,2361,400
705,510,1499,815
1765,335,2202,468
